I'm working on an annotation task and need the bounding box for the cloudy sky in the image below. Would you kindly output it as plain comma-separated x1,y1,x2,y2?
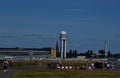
0,0,120,53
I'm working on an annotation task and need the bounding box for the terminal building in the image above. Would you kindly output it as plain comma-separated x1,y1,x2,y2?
0,47,56,60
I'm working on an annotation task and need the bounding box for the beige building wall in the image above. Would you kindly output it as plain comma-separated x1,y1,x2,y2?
50,48,56,59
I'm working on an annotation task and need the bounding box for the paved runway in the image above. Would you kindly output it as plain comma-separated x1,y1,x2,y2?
0,68,18,78
0,65,47,78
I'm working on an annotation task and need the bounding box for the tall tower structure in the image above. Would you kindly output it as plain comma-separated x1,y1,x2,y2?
59,31,67,59
104,41,108,58
56,41,59,57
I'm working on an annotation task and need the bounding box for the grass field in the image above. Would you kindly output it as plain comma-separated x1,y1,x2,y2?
1,60,119,78
9,69,120,78
12,60,101,66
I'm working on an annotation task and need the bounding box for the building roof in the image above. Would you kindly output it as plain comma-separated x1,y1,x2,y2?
0,47,53,51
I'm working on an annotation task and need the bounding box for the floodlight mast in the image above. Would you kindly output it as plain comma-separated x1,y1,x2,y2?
105,41,108,58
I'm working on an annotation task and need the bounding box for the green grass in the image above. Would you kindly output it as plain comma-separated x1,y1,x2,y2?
9,69,120,78
13,60,97,66
13,60,120,66
9,60,120,78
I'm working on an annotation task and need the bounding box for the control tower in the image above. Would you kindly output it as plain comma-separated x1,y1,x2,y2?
59,31,67,59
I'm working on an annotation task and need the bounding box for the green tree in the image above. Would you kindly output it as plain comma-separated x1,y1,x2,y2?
85,50,93,58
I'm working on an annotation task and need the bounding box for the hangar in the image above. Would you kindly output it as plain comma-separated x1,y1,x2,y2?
0,47,56,60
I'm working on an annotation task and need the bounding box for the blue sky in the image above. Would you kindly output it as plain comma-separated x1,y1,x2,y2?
0,0,120,53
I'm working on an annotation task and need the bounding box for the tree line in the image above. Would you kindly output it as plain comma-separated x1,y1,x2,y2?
57,49,120,58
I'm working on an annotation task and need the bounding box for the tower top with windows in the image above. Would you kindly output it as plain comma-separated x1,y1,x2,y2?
60,31,67,35
60,31,67,39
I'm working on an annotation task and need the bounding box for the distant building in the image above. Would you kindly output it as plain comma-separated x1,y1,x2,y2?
77,56,86,59
0,47,56,60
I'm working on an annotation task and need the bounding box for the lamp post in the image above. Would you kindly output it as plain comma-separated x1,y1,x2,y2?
29,50,33,60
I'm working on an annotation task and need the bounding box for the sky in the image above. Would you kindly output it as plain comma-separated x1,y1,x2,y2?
0,0,120,53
